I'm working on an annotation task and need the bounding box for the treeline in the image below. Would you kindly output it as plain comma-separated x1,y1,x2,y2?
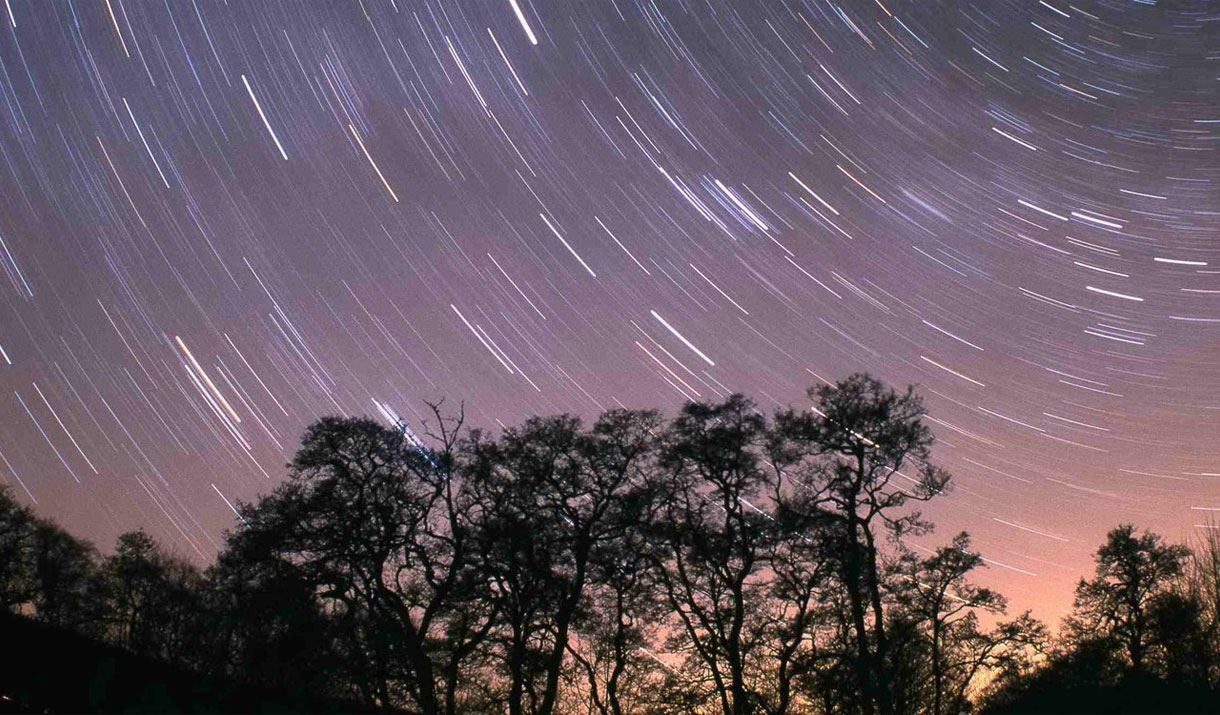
2,373,1218,714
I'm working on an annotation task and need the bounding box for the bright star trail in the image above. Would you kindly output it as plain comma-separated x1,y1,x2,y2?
0,0,1217,619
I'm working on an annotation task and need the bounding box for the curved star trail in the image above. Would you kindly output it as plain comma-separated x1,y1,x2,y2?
0,0,1218,619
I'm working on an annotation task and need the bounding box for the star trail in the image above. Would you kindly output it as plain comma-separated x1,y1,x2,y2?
0,0,1218,619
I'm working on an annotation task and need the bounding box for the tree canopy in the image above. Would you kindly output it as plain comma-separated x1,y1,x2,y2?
1,374,1215,715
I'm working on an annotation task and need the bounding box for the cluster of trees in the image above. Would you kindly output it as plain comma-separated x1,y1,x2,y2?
0,493,204,661
985,525,1220,713
1,373,1218,714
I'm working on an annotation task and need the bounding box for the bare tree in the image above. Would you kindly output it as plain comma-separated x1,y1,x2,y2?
891,533,1045,715
773,374,950,715
641,394,774,715
465,408,659,715
1180,522,1220,685
566,415,666,715
223,405,493,714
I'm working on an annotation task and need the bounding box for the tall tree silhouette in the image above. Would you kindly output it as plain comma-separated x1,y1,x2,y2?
755,479,835,715
465,408,658,715
1183,524,1220,685
641,394,775,715
564,526,663,715
773,374,950,715
0,378,1081,715
562,412,665,715
222,407,493,714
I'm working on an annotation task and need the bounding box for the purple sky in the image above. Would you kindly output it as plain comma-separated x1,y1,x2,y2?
1,0,1218,620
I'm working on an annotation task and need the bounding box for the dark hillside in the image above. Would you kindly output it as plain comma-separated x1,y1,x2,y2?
0,610,373,714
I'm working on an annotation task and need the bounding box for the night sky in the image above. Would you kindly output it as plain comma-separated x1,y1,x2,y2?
1,0,1218,620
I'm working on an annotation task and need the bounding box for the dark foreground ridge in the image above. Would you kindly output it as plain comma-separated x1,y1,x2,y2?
0,610,372,714
985,677,1217,715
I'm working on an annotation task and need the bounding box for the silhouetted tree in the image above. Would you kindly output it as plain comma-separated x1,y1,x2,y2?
756,488,836,715
204,524,347,697
222,406,492,714
1182,523,1220,686
640,394,775,715
101,529,204,663
28,519,103,634
465,408,658,715
1065,524,1190,676
563,414,666,715
0,488,107,635
0,378,1097,715
1147,589,1212,685
0,487,38,612
891,533,1045,715
565,540,665,715
773,374,950,715
982,526,1215,714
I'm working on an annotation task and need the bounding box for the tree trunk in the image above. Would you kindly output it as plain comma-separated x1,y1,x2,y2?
863,526,893,715
507,618,528,715
843,507,876,715
539,548,590,715
607,591,628,715
931,617,943,715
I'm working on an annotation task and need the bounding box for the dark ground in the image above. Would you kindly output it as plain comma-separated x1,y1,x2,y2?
0,611,372,714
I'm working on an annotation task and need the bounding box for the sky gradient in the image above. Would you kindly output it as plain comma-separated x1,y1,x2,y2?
1,0,1218,620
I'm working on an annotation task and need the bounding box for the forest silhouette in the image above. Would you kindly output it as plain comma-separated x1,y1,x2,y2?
2,374,1218,714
